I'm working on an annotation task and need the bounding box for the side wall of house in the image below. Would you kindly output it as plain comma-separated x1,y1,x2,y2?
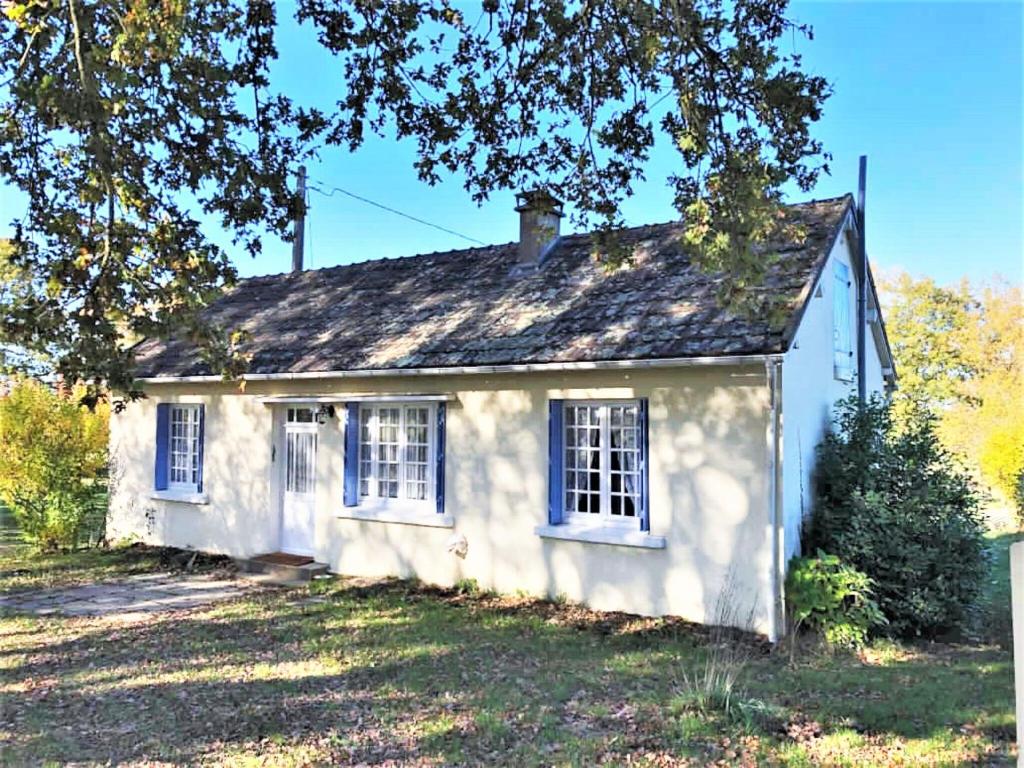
109,365,776,633
779,222,888,566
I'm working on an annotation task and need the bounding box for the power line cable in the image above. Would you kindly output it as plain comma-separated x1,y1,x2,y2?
307,180,487,246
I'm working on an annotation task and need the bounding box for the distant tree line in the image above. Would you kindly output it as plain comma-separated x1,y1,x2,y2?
879,273,1023,521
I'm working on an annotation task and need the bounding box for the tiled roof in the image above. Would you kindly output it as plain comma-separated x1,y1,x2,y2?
132,195,853,378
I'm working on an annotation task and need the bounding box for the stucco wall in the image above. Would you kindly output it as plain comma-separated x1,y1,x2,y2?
779,222,889,564
109,365,776,633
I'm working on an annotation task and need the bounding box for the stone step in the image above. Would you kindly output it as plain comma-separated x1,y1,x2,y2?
235,555,329,584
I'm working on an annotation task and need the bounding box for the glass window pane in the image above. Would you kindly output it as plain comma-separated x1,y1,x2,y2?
402,407,430,501
563,402,641,522
353,404,435,504
170,406,200,488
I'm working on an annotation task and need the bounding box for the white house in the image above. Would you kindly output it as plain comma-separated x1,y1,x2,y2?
107,191,895,640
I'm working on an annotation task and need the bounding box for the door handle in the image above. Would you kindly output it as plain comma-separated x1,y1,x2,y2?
272,444,276,463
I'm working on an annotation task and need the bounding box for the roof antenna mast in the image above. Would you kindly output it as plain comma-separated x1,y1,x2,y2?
291,165,307,273
856,155,868,405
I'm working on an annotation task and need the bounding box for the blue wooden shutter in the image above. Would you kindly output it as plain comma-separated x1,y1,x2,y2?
548,399,564,525
195,405,206,492
343,403,359,506
154,403,170,491
435,403,446,515
639,398,651,532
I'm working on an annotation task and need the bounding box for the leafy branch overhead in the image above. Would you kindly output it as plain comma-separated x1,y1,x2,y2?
1,0,830,391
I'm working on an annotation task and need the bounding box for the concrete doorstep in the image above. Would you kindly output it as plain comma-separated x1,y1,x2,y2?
234,554,330,586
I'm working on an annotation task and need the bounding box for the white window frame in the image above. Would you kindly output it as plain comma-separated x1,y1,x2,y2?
357,402,436,513
563,400,643,529
168,404,202,493
833,260,854,381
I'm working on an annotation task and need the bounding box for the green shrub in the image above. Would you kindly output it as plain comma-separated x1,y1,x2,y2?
1015,470,1024,525
807,396,986,638
0,378,109,550
786,551,886,648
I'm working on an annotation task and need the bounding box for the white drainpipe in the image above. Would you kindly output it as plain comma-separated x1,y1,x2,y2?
765,358,784,643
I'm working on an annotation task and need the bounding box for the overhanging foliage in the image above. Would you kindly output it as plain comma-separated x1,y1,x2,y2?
2,0,830,393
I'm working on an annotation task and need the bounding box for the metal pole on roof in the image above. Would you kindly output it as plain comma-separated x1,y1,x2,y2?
856,155,868,405
291,165,307,273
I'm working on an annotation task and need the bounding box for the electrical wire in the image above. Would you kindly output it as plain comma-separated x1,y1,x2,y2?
307,180,487,246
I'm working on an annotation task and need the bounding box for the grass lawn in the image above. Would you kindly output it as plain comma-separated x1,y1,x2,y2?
0,543,1015,767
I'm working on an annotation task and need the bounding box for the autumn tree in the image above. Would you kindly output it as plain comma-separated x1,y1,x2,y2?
2,0,830,394
949,280,1024,518
0,377,110,549
880,273,1024,520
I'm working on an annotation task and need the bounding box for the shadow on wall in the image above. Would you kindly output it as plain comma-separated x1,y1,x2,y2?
452,387,541,593
106,446,157,546
112,370,770,631
108,394,277,557
325,515,447,584
445,368,769,632
182,393,276,556
652,376,769,629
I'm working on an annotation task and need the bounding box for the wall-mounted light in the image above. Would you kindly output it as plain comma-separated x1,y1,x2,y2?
315,404,336,424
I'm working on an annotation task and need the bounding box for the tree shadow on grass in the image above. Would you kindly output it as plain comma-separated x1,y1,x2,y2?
0,543,232,595
751,641,1013,745
2,575,1016,764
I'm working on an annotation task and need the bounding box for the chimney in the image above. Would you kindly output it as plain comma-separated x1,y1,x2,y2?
515,189,563,264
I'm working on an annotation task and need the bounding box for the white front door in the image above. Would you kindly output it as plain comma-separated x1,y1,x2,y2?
280,407,317,555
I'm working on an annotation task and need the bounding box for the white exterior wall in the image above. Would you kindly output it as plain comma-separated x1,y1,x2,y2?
109,365,777,633
779,221,889,565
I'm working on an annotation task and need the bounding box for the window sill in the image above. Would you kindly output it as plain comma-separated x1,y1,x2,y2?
336,506,454,528
534,524,666,549
150,489,209,505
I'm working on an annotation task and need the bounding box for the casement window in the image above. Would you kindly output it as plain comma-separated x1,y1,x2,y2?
154,403,205,495
343,401,446,516
547,399,649,532
833,261,854,380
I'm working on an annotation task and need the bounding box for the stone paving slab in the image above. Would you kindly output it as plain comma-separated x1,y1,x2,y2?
0,572,272,617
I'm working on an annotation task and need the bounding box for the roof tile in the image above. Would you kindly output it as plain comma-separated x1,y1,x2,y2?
132,195,851,378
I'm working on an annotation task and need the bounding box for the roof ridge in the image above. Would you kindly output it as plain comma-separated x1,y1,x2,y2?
238,194,852,283
238,240,517,285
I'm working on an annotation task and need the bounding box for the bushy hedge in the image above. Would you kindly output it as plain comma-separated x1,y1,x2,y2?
806,396,986,639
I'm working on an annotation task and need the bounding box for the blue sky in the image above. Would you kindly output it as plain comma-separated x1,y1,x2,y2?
2,1,1021,285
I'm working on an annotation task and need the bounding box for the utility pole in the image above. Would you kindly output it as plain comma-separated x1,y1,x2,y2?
291,165,307,273
856,155,868,405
